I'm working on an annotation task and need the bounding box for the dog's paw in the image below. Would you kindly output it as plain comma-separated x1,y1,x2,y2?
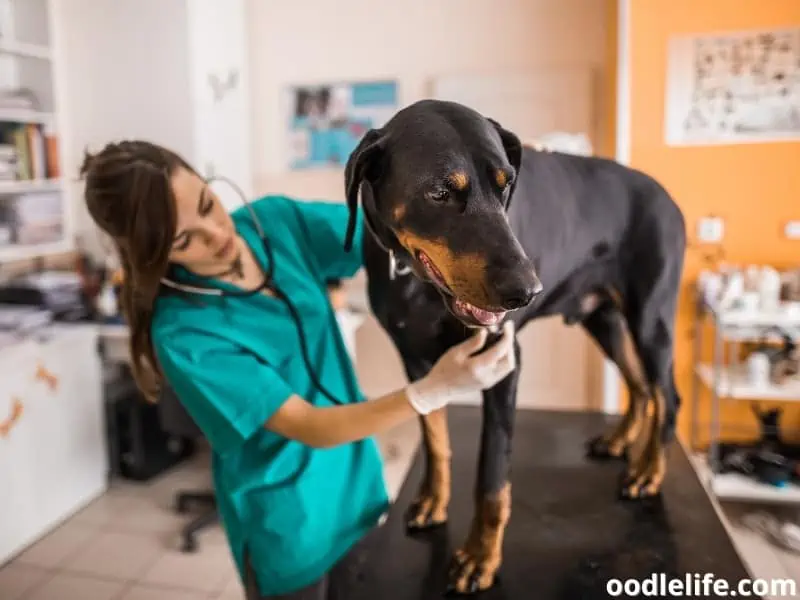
405,493,448,532
619,449,666,500
445,548,499,595
585,434,628,461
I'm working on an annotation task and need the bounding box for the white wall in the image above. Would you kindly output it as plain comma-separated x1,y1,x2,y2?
51,0,195,257
245,0,611,398
247,0,610,203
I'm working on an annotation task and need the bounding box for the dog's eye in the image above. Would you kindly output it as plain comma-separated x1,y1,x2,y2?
426,189,450,203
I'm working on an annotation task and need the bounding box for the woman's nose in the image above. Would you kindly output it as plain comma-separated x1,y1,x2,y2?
201,222,228,246
203,221,227,246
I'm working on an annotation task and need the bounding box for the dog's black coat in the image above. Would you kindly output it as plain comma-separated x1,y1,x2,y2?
343,99,687,592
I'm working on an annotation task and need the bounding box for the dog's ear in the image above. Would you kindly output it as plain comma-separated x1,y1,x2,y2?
343,128,385,252
487,117,522,209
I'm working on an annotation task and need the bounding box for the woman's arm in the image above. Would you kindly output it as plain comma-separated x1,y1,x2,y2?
265,389,416,448
265,321,516,448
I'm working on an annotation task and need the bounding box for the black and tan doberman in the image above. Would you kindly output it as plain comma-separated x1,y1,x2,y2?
342,99,686,595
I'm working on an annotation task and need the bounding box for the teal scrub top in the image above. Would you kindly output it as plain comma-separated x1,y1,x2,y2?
151,195,390,596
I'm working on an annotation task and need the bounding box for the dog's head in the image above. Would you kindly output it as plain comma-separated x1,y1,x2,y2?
343,99,542,328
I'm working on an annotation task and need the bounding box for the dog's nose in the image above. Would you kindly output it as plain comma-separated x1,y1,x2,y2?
497,274,543,310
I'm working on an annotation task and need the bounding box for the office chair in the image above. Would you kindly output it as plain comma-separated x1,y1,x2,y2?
157,384,219,553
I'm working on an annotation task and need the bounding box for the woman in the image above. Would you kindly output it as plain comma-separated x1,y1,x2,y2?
80,140,515,599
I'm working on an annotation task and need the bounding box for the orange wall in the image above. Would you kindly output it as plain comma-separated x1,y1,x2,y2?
627,1,800,447
599,0,618,159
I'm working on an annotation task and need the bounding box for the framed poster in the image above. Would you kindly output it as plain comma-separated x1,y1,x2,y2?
286,80,398,169
665,27,800,145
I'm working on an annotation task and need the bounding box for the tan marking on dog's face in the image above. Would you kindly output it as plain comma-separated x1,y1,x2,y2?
392,203,406,222
394,229,492,307
448,170,469,191
495,169,508,189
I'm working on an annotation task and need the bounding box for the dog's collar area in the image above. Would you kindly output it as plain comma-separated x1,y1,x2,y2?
389,250,412,280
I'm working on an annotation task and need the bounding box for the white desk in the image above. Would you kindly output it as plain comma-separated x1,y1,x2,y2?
98,308,367,366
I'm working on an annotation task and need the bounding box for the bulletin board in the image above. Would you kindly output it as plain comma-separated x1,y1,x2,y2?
285,80,398,170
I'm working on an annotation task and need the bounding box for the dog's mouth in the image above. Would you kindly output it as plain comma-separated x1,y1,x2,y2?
416,250,508,328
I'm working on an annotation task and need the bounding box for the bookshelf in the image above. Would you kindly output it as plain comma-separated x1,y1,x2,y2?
0,0,69,263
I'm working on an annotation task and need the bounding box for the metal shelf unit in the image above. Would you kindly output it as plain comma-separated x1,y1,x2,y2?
691,295,800,504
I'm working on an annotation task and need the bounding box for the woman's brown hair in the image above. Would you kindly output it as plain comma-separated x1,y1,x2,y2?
80,140,196,401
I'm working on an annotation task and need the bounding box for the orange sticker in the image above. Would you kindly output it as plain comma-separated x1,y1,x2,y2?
35,363,59,391
0,397,24,438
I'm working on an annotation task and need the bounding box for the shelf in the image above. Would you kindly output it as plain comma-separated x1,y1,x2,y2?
693,454,800,504
0,238,70,262
695,363,800,401
0,40,51,60
710,470,800,504
706,302,800,329
0,108,53,124
0,178,61,194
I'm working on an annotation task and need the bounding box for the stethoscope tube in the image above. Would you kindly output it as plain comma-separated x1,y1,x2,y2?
159,175,347,407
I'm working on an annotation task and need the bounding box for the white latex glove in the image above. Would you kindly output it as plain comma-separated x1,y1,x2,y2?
405,320,516,415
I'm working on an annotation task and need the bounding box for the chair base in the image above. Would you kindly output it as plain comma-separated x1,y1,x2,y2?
175,490,218,553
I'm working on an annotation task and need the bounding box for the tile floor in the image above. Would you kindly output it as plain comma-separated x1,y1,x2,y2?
0,421,420,600
2,421,800,599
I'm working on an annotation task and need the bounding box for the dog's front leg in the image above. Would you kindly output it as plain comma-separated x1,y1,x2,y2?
406,407,452,530
402,360,452,531
448,338,520,594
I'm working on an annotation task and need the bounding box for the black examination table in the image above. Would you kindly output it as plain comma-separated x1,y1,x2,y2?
355,407,759,600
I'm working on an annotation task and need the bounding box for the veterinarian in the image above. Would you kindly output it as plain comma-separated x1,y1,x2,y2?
79,140,516,600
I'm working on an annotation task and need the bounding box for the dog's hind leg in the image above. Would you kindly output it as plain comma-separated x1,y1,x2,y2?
619,241,684,499
448,337,520,594
620,314,681,500
403,360,453,531
584,299,652,462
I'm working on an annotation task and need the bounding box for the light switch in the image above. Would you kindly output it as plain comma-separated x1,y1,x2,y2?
785,221,800,239
697,216,724,243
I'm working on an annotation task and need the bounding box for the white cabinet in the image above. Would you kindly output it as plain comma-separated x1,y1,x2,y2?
0,325,107,566
50,0,253,257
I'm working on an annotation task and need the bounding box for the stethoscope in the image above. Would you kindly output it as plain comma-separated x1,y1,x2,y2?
159,175,346,407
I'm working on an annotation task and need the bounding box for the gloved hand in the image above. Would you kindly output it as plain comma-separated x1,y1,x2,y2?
405,320,516,415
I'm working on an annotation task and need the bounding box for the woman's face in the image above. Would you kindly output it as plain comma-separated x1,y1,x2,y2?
168,167,238,271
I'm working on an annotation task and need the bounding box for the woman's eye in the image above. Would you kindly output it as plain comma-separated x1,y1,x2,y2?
174,234,191,251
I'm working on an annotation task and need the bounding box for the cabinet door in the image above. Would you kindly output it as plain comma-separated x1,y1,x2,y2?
0,340,45,564
186,0,253,212
29,326,107,529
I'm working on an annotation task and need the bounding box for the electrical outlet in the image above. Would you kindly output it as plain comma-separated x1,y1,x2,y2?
785,221,800,239
697,216,724,243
